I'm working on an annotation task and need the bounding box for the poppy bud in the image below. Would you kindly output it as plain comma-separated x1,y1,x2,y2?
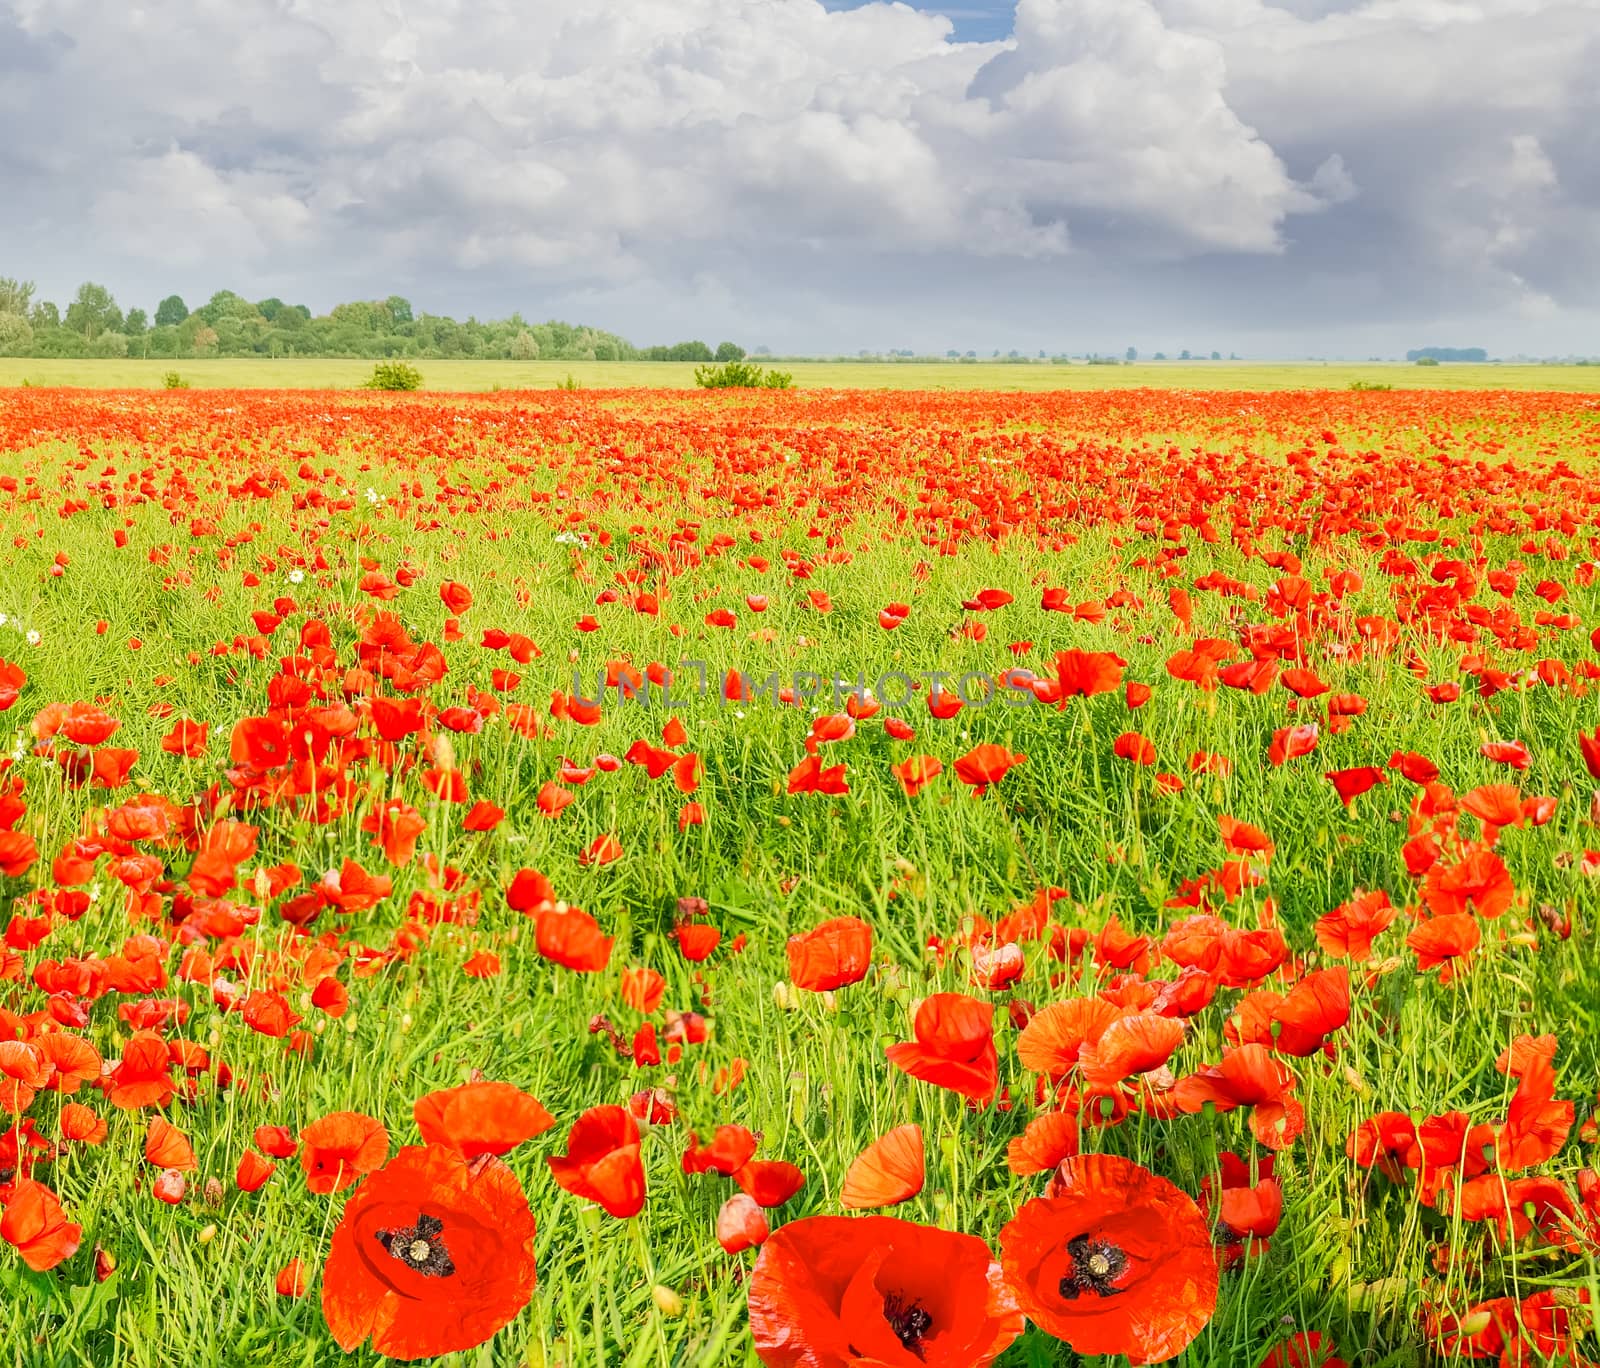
153,1169,187,1204
716,1194,769,1254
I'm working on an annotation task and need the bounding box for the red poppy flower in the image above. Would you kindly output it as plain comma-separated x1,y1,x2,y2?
717,1193,770,1254
1259,1332,1348,1368
890,753,942,797
885,994,998,1104
236,1150,277,1192
1407,914,1480,977
953,744,1025,796
1052,649,1126,702
1324,766,1387,806
1495,1054,1573,1171
1268,967,1350,1057
787,754,850,795
0,659,24,712
683,1125,760,1176
106,1030,177,1109
1015,998,1122,1082
275,1258,311,1298
546,1105,646,1218
787,916,873,992
505,867,555,913
579,833,624,866
59,1102,108,1145
1112,732,1157,766
322,1144,536,1360
1268,723,1318,766
1314,889,1395,960
535,905,614,972
748,1214,1022,1367
300,1111,390,1194
999,1153,1218,1363
1006,1111,1081,1176
1582,728,1600,781
144,1116,197,1171
1173,1045,1304,1150
734,1159,807,1208
413,1081,555,1159
0,1180,82,1271
841,1124,924,1210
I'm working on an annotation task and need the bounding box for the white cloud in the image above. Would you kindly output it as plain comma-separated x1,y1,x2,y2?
1,0,1597,353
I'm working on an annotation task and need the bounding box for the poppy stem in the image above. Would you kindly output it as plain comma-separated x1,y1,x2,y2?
630,1219,672,1365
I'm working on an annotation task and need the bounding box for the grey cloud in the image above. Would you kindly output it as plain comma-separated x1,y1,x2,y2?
0,0,1596,354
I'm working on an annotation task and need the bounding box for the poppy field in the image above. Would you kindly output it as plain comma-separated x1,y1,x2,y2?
1,383,1599,1367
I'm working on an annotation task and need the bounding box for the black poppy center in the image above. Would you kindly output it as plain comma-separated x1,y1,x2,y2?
882,1291,934,1357
1059,1233,1128,1300
375,1212,456,1278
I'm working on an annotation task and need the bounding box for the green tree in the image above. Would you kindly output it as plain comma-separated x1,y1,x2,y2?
510,331,539,360
155,295,190,327
198,290,261,325
0,278,35,316
385,296,414,326
64,282,122,341
124,308,149,336
0,312,33,356
714,341,746,363
31,300,60,329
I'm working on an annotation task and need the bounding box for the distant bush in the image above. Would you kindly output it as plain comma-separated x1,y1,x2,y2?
162,371,190,389
364,361,423,391
1348,380,1392,391
1407,347,1486,363
1414,357,1440,367
694,360,793,390
557,374,582,391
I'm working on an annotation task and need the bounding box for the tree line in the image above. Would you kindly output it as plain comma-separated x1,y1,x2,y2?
0,278,747,363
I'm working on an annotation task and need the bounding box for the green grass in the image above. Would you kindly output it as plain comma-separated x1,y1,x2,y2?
0,387,1596,1367
4,357,1600,392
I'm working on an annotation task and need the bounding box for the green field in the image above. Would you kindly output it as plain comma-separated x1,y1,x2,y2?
1,385,1598,1368
4,357,1600,392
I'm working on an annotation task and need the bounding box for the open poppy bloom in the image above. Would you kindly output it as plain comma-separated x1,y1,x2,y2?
546,1105,646,1218
885,994,998,1105
787,916,873,992
322,1144,536,1360
413,1081,556,1158
1,1180,83,1271
1173,1045,1304,1150
999,1153,1218,1364
747,1214,1022,1367
300,1111,390,1194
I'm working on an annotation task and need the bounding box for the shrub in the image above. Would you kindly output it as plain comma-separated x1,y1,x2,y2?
1347,380,1393,391
162,371,190,390
557,374,582,391
364,361,423,391
1414,356,1440,367
694,360,794,390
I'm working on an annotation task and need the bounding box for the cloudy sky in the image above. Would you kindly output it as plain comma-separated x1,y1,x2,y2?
3,0,1597,357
